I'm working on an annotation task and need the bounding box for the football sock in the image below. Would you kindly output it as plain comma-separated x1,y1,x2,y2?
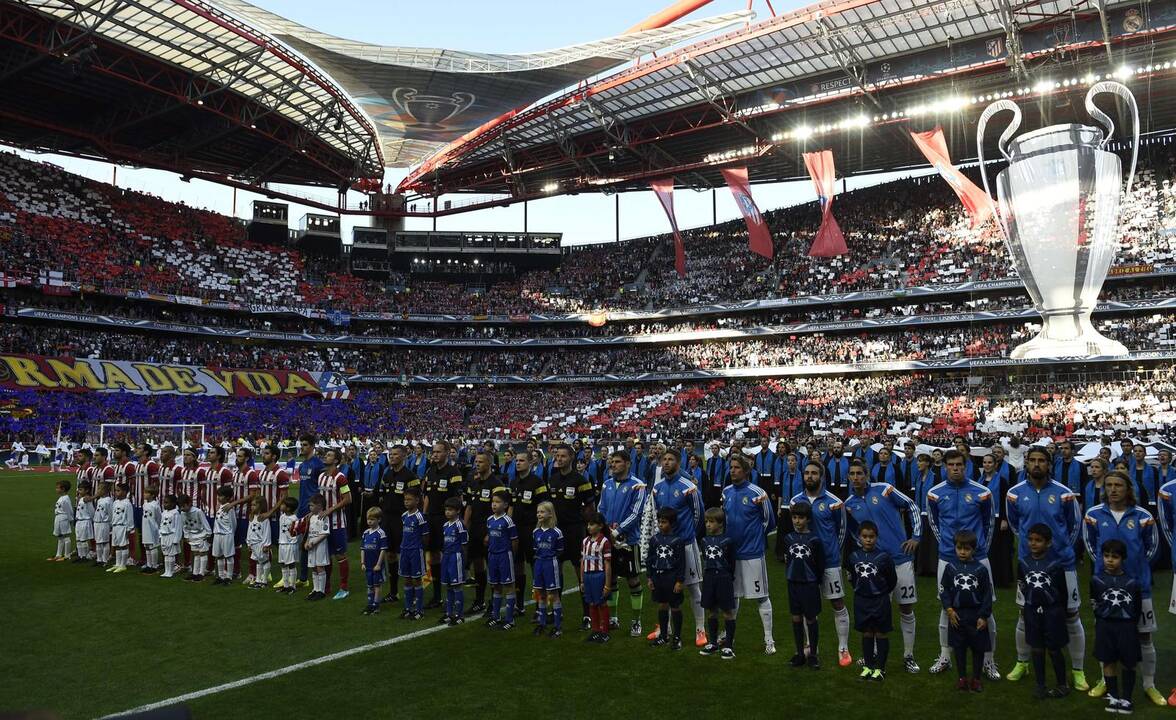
983,615,997,665
1106,674,1120,700
582,596,590,623
971,648,983,680
453,588,464,617
227,556,235,579
249,557,257,577
117,549,127,567
514,562,525,598
862,635,875,669
1015,615,1029,662
900,610,916,657
938,610,950,657
553,603,563,630
404,588,413,612
475,567,487,604
390,571,399,597
690,584,705,633
658,609,669,638
1141,640,1156,688
183,545,191,568
806,620,820,655
236,546,244,576
792,620,806,654
54,538,63,557
671,609,683,640
369,587,378,606
708,617,719,646
1065,615,1085,669
1122,667,1136,700
608,590,619,614
589,606,599,632
724,619,736,648
757,598,774,643
599,604,610,633
219,559,228,579
1049,648,1066,686
338,558,350,591
416,586,425,612
504,593,516,623
257,559,269,582
954,647,968,679
1032,649,1047,686
431,565,442,602
876,637,890,671
629,587,644,612
164,556,174,575
149,546,160,569
834,606,851,652
491,591,502,620
537,599,548,627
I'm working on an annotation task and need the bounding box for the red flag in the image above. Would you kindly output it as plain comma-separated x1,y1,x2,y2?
802,150,848,257
720,167,772,258
909,126,993,228
649,178,686,277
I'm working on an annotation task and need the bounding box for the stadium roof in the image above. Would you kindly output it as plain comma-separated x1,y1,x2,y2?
212,0,755,168
0,0,384,187
398,0,1176,204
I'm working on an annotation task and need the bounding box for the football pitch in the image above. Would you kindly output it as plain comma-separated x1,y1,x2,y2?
2,471,1173,719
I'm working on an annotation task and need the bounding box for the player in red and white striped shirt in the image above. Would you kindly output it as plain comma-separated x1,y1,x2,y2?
94,447,116,493
157,446,181,500
110,442,139,564
202,446,233,519
178,446,206,573
317,447,353,600
232,448,261,583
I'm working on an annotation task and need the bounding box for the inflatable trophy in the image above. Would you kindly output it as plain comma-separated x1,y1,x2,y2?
977,81,1138,358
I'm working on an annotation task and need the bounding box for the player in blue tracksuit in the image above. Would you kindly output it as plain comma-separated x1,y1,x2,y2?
1083,470,1162,703
844,460,923,671
598,450,648,636
790,459,852,665
653,451,706,645
926,449,997,677
1004,446,1087,688
722,454,777,654
1160,475,1176,608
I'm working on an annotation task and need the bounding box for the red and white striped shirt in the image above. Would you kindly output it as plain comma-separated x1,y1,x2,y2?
203,465,233,514
257,465,291,513
178,466,205,508
133,460,159,506
114,461,137,496
317,471,351,530
231,467,260,519
581,534,612,574
95,463,116,489
75,464,94,496
158,463,182,500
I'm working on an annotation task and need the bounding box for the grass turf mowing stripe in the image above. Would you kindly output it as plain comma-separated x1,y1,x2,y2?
99,585,581,719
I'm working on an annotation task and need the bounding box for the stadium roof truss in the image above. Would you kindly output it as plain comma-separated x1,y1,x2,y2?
399,0,1176,206
0,0,384,187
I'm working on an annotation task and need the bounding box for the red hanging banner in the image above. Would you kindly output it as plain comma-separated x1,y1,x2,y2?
649,178,687,277
909,126,993,228
720,166,773,259
802,150,848,257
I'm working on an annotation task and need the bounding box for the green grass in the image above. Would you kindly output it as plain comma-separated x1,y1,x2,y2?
1,470,1173,719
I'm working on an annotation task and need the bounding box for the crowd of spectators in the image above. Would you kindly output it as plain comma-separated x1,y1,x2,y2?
3,370,1172,444
3,148,1174,317
4,312,1172,376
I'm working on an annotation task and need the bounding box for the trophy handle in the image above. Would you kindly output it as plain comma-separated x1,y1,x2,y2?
391,87,417,115
451,92,476,116
976,100,1022,229
1085,81,1139,193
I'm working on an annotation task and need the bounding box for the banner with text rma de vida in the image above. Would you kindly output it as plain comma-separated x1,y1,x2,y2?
0,354,349,399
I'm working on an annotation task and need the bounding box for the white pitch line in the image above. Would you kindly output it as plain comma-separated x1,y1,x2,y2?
98,585,581,719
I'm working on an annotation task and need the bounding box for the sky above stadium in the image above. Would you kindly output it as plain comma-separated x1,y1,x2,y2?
8,0,929,245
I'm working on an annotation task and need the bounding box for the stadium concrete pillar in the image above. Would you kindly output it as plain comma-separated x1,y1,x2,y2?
524,200,529,233
712,187,717,225
615,193,620,242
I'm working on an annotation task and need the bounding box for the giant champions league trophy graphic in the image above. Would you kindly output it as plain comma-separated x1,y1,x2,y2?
391,87,475,130
977,81,1138,358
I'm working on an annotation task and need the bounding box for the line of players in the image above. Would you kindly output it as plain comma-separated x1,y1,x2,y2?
47,437,1176,704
